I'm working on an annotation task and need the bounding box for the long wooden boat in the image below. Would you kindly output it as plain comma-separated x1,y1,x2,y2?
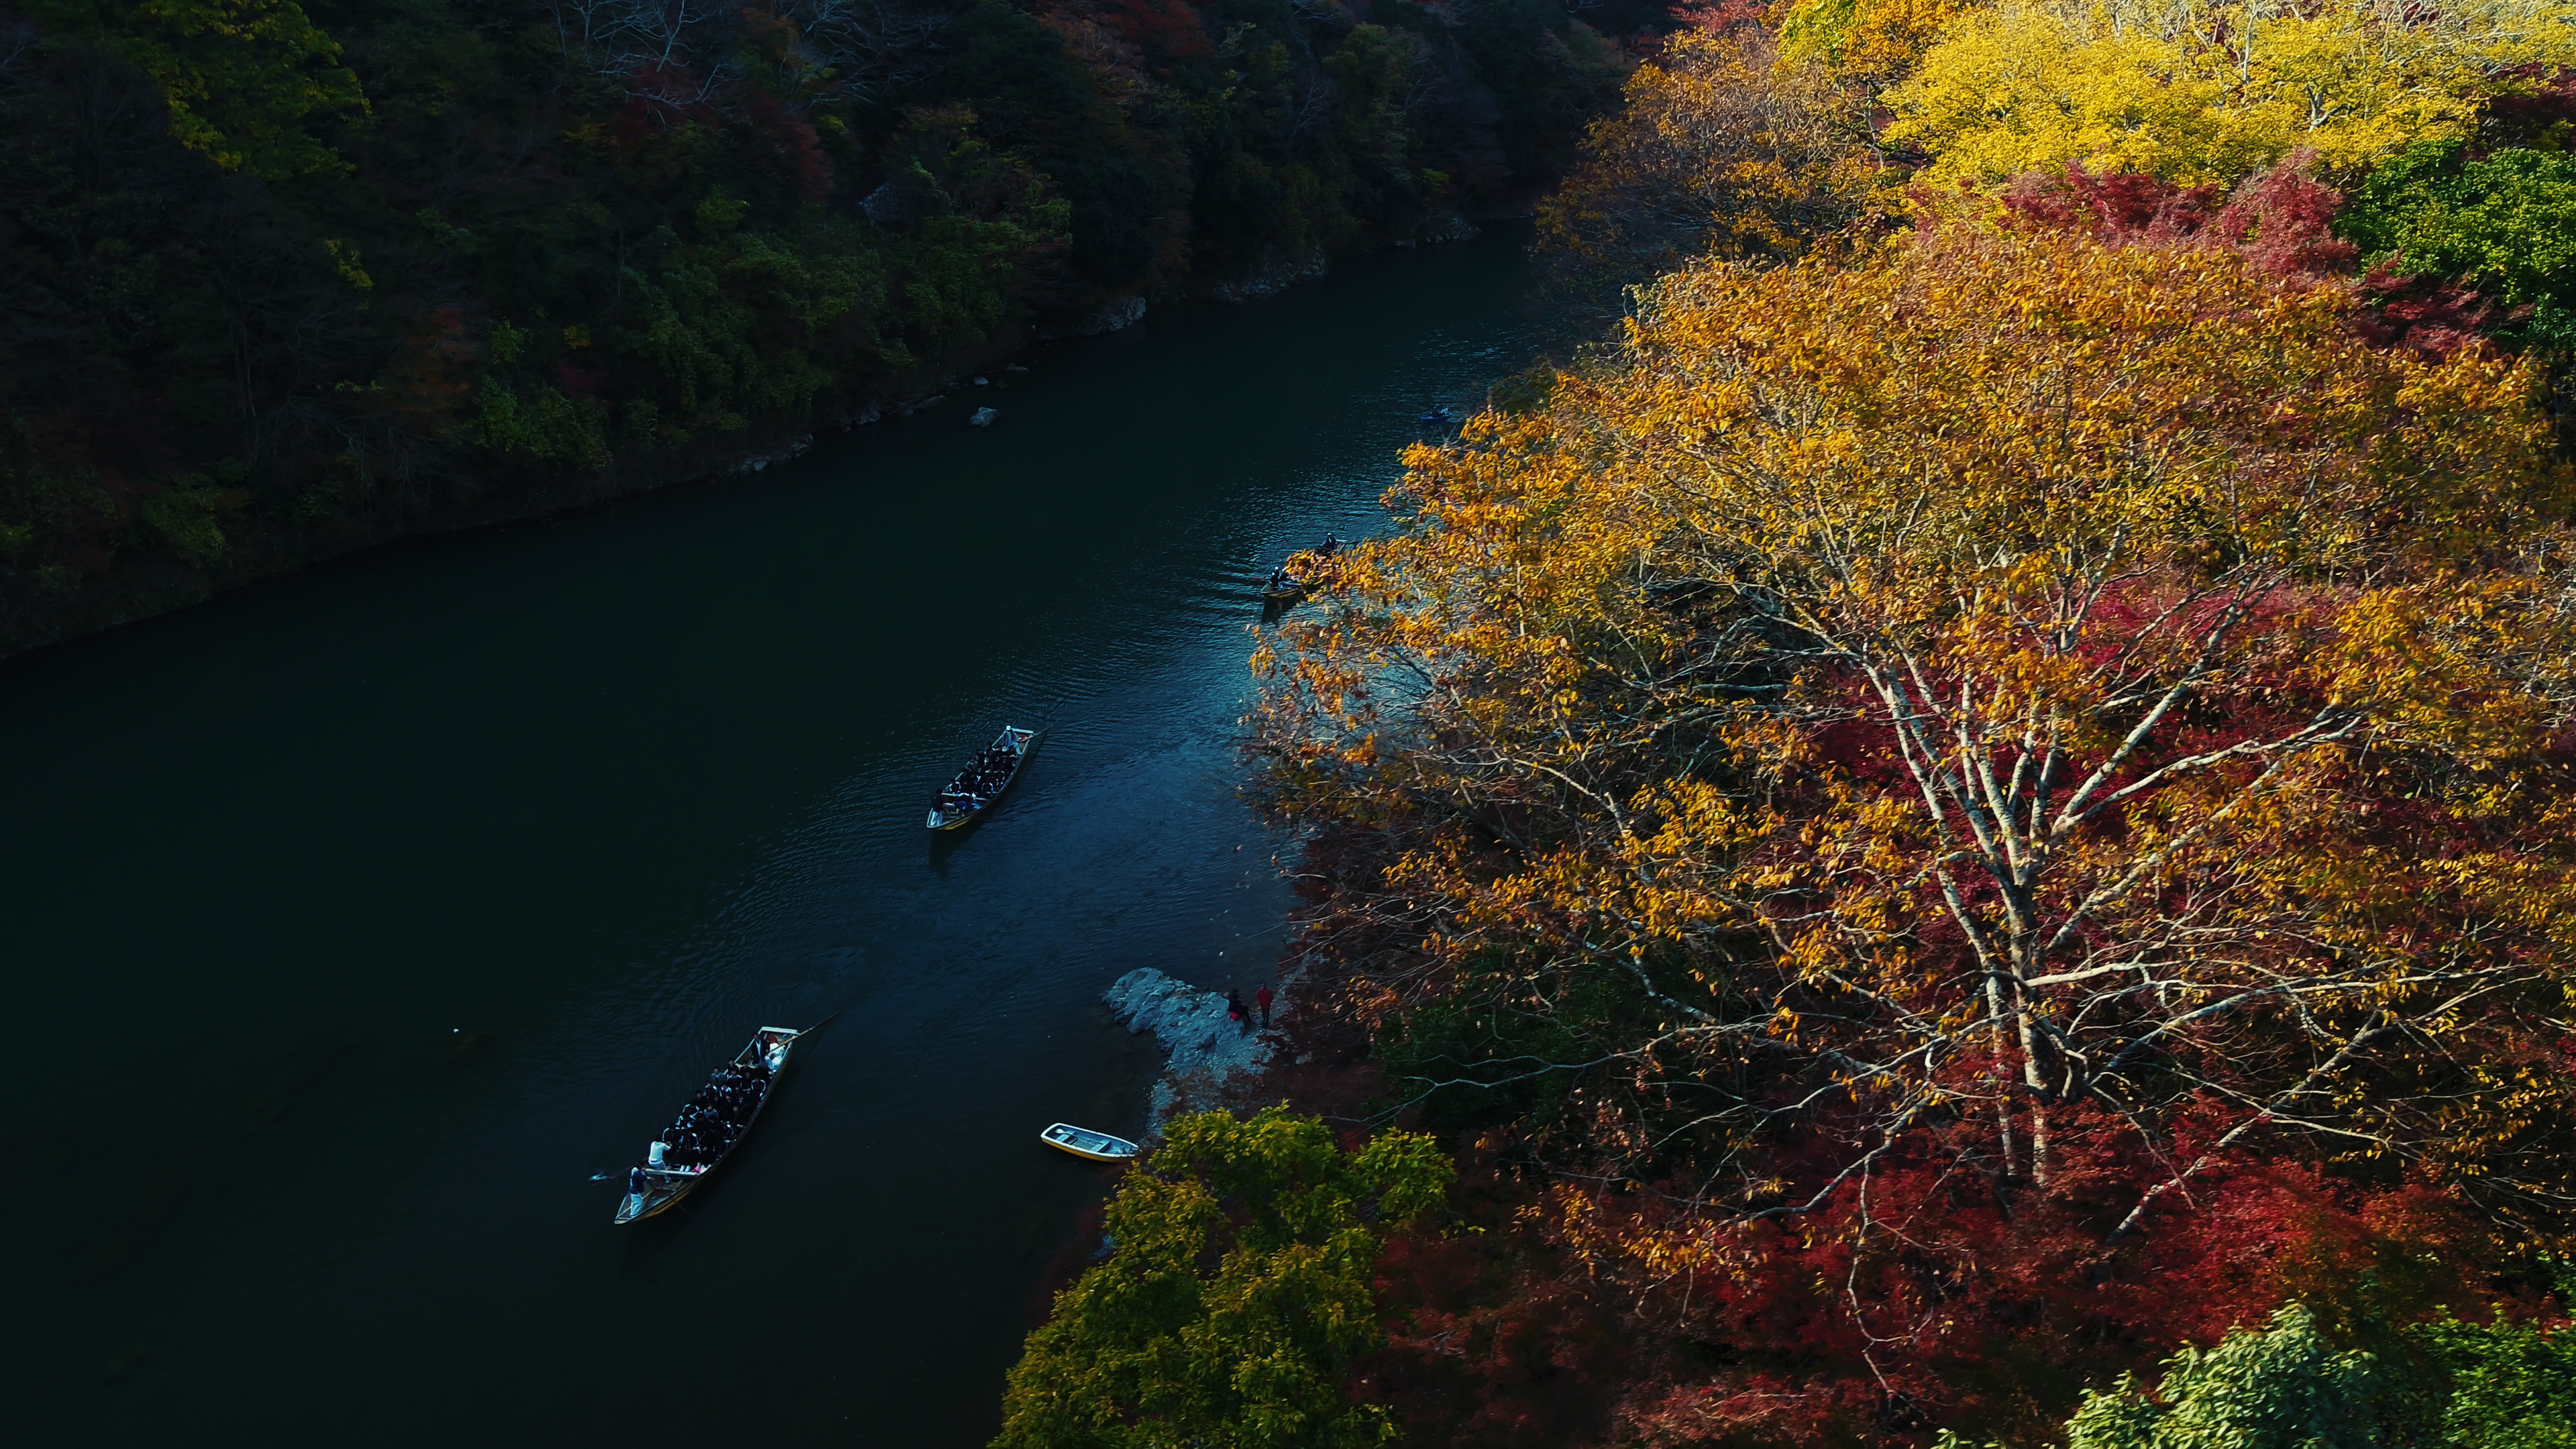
612,1025,809,1225
926,724,1038,831
1259,575,1306,603
1041,1122,1141,1163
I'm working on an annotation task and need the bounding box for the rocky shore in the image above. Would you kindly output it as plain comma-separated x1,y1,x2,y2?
1102,968,1280,1132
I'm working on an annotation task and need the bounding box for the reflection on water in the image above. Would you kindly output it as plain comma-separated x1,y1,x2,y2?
0,226,1544,1446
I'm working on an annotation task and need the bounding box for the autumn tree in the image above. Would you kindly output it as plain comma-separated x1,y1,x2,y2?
1884,0,2576,189
992,1108,1452,1449
1538,20,1880,304
1253,226,2576,1436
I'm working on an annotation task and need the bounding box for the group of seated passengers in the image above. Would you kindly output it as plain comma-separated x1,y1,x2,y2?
945,741,1020,804
627,1057,773,1191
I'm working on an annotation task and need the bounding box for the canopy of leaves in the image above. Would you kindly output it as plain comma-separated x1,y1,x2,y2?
1883,0,2576,188
2339,138,2576,350
2421,1305,2576,1447
992,1108,1452,1449
1251,222,2576,1440
27,0,370,178
2057,1305,2410,1449
1935,1298,2576,1448
1538,20,1881,305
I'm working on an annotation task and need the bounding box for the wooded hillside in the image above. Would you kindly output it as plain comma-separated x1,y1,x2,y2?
0,0,1637,652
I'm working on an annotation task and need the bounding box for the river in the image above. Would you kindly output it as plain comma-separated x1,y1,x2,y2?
0,227,1544,1445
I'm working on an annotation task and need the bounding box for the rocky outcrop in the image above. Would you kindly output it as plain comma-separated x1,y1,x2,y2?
725,435,813,475
1103,967,1273,1132
1197,248,1331,305
1071,294,1148,335
1393,212,1480,248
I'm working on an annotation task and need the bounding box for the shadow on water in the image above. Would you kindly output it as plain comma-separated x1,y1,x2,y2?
0,223,1551,1447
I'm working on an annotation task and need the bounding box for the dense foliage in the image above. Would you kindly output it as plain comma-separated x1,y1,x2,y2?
1197,3,2576,1443
1944,1295,2576,1448
991,1108,1452,1448
1258,215,2576,1440
0,0,1638,650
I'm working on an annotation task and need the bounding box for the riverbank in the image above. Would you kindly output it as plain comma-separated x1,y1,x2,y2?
3,0,1640,669
0,220,1514,665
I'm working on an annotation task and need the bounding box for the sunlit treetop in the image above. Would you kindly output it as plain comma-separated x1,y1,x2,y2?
1875,0,2576,187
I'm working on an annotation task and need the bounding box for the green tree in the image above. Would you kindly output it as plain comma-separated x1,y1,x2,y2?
2416,1304,2576,1448
34,0,370,178
992,1108,1452,1449
2055,1305,2410,1449
2339,139,2576,349
1963,1301,2576,1449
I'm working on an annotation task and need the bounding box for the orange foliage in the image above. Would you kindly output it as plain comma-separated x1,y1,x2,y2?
1256,227,2576,1437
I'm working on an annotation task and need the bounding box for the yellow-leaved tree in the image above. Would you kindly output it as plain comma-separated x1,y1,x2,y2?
1884,0,2576,188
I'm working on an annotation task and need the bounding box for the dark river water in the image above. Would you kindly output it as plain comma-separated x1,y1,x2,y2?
1,228,1542,1446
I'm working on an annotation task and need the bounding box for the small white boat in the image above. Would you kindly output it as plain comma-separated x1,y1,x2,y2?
1040,1122,1140,1163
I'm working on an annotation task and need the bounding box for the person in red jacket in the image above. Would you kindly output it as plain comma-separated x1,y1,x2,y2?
1256,983,1273,1028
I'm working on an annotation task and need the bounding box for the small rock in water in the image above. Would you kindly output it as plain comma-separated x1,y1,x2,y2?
969,406,1000,428
972,376,990,386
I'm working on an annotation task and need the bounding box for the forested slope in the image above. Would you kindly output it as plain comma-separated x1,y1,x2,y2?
990,1,2576,1445
0,0,1635,654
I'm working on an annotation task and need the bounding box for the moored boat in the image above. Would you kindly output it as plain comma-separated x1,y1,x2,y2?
927,724,1038,830
1040,1122,1141,1162
612,1025,809,1225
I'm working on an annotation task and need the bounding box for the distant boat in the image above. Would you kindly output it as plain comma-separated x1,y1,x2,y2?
1418,407,1457,425
613,1025,810,1224
1040,1122,1140,1162
928,724,1039,830
1259,574,1306,602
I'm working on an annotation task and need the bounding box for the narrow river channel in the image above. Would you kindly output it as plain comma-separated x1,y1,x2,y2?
1,228,1544,1446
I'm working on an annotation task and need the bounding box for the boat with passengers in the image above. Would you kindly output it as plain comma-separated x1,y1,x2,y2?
613,1025,810,1224
928,724,1039,830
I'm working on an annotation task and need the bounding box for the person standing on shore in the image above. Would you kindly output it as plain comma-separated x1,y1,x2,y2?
1227,987,1248,1034
1256,984,1273,1028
